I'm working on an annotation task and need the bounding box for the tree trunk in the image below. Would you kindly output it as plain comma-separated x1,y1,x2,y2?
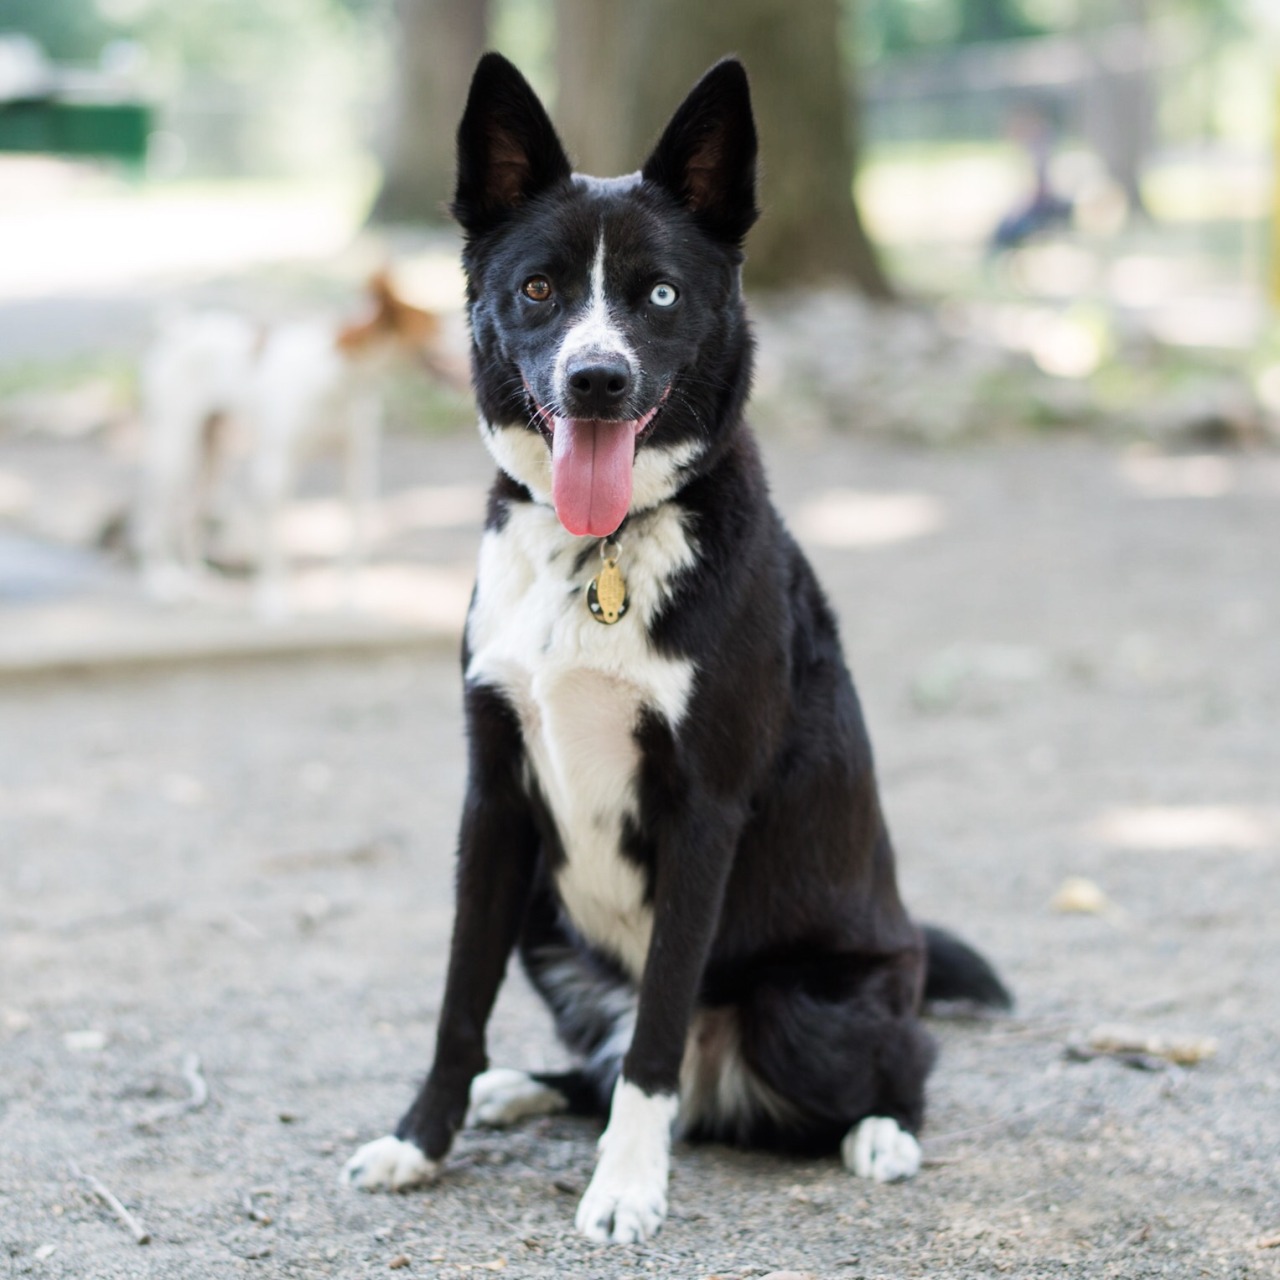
371,0,490,224
553,0,646,175
1080,0,1153,219
593,0,892,296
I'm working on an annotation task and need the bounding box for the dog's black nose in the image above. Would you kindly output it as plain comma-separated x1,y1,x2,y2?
565,358,631,417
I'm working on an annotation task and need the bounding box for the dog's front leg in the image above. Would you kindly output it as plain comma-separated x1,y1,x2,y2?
343,686,538,1191
575,803,739,1244
251,442,292,621
341,389,381,609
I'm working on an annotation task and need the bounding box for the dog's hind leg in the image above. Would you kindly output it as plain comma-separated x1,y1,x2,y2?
722,955,936,1181
464,878,636,1133
479,879,639,1125
841,1114,925,1183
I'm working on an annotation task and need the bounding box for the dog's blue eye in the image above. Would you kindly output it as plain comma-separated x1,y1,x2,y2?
649,283,678,308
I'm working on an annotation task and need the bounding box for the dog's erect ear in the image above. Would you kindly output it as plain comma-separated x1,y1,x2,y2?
641,59,758,246
452,52,572,235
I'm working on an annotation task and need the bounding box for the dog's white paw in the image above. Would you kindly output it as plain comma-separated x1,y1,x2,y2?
340,1135,438,1192
467,1068,567,1128
841,1116,922,1183
575,1080,675,1244
575,1159,668,1244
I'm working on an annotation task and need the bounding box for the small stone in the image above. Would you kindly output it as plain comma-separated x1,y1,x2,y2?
161,773,208,806
63,1029,108,1052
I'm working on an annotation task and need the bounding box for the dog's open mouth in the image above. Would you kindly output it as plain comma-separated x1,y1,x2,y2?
526,386,669,538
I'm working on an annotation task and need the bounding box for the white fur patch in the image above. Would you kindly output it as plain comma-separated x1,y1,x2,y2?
480,417,553,506
553,235,635,389
575,1079,677,1243
341,1134,438,1191
841,1116,922,1183
466,1068,568,1127
466,499,696,978
630,438,703,516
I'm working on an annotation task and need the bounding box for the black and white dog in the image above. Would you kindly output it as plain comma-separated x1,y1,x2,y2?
343,52,1010,1243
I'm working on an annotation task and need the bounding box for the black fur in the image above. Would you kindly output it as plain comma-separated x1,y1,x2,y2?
381,52,1009,1186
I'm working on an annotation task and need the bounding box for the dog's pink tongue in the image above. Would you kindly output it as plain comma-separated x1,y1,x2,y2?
551,418,636,537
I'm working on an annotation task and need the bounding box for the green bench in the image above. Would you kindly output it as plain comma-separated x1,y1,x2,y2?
0,96,150,163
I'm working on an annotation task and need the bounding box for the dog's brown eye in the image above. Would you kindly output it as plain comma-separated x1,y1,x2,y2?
523,276,552,302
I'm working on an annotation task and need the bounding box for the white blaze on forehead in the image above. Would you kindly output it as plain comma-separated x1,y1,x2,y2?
554,233,636,391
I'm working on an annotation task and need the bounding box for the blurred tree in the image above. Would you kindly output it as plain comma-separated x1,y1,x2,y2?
371,0,489,222
552,0,644,176
556,0,892,296
1081,0,1153,217
2,0,113,61
856,0,1046,58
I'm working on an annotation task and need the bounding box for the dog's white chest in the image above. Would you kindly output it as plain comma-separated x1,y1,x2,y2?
466,500,696,977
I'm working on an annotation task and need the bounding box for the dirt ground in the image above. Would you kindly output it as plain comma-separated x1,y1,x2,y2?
3,428,1279,1279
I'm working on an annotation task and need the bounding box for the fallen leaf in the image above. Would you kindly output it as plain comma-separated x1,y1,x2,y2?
4,1009,33,1033
1087,1024,1218,1066
1051,876,1112,915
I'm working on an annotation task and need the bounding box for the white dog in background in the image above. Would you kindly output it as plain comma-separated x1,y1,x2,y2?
136,272,444,618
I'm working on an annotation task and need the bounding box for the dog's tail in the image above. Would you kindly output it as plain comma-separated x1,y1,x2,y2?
921,925,1013,1010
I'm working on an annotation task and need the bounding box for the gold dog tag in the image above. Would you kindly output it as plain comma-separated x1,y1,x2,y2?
587,541,629,624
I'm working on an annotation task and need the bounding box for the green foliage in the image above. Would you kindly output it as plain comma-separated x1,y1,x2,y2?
852,0,1052,61
4,0,374,76
3,0,390,178
2,0,115,61
851,0,1268,63
384,370,475,437
0,353,128,399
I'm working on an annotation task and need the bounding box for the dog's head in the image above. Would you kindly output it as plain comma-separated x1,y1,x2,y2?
453,52,758,538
